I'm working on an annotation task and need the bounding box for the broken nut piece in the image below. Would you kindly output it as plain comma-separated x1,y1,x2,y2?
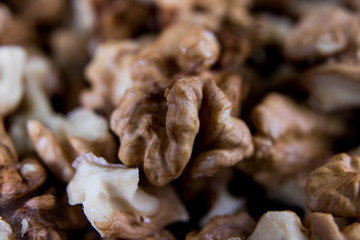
67,153,188,239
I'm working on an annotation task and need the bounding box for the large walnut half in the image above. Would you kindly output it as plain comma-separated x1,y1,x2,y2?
284,6,360,61
67,153,189,239
111,75,253,186
0,46,27,116
186,211,256,240
305,153,360,218
238,93,344,187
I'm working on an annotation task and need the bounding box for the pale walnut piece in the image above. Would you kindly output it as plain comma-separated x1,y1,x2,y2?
0,46,27,116
186,211,256,240
302,62,360,112
305,153,360,218
238,93,344,187
0,217,13,240
111,75,253,186
67,153,189,239
284,6,360,61
0,158,46,204
247,211,308,240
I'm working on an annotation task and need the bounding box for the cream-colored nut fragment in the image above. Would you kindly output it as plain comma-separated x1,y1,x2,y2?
67,153,159,219
0,46,26,115
306,153,360,217
248,211,308,240
67,153,188,238
0,217,13,240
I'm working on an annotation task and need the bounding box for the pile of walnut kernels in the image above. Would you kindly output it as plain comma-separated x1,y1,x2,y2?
1,0,360,239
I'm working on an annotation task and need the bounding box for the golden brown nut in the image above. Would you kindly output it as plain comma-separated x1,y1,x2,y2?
186,211,256,240
238,93,344,187
304,212,344,240
305,153,360,218
67,153,189,239
0,46,27,116
247,211,308,240
111,75,253,186
284,6,360,61
0,158,46,204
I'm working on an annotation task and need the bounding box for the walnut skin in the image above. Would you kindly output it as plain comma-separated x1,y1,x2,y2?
186,211,256,240
111,75,253,186
306,153,360,218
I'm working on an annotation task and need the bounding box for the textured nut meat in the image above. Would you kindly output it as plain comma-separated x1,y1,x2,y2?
306,153,360,217
67,153,188,239
111,76,253,186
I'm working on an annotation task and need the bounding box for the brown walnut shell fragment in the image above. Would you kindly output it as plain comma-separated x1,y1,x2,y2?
111,75,253,186
67,153,188,239
0,158,46,205
186,211,256,240
306,153,360,218
284,6,360,61
238,93,344,187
